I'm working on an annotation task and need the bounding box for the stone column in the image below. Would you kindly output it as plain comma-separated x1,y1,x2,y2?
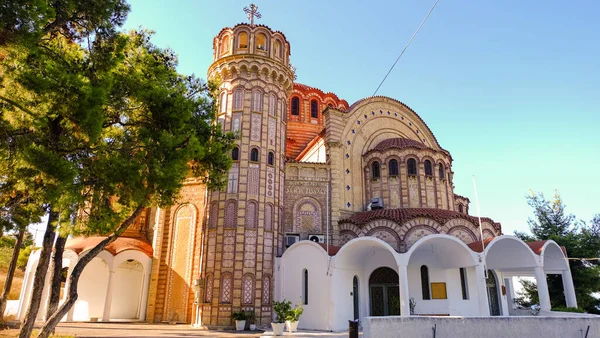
534,266,551,312
475,262,490,316
561,270,577,308
397,264,410,316
102,268,115,322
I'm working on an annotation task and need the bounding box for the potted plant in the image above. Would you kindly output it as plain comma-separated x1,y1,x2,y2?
232,310,247,331
285,303,303,332
246,310,256,331
272,300,292,336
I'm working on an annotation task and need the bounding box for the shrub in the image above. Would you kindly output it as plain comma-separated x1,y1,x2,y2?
552,306,585,313
272,300,292,323
232,310,247,320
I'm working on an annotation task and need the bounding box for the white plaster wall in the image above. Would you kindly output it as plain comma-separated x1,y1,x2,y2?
364,316,600,338
330,267,362,331
407,265,480,316
110,260,144,319
75,257,109,320
279,243,329,330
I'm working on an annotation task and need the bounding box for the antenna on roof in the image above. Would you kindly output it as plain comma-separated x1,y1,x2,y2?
472,175,488,279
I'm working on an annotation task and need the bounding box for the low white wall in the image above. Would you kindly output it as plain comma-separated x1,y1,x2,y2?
363,316,600,338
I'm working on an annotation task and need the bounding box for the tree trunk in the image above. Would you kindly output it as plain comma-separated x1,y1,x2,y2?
37,204,145,338
46,234,67,319
0,229,25,321
19,210,57,338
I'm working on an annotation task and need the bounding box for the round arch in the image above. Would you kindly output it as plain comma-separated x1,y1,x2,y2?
540,240,570,272
405,234,478,268
483,236,539,269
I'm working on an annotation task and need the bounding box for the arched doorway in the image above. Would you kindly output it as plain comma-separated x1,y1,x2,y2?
369,267,400,316
110,259,144,319
353,276,359,320
486,270,501,316
77,257,109,320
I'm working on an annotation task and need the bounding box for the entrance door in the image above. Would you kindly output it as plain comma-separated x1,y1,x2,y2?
369,267,400,316
486,270,501,316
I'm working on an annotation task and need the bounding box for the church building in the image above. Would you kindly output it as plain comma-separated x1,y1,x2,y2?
17,7,578,331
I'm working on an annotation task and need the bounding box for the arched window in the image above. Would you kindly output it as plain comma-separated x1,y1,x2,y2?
459,267,469,300
233,88,244,111
302,269,309,305
389,159,399,176
407,158,417,175
220,35,230,55
310,99,318,118
291,97,300,116
205,273,213,303
242,274,255,305
424,160,433,176
327,103,333,108
371,161,380,180
246,200,257,228
268,151,274,165
221,273,233,303
231,147,239,161
262,276,271,304
275,40,282,58
219,91,227,113
264,204,273,231
269,94,277,116
238,32,248,49
282,101,287,121
250,148,259,162
256,33,267,51
209,202,218,228
225,200,237,228
251,89,263,112
458,204,464,213
421,265,430,300
438,163,445,179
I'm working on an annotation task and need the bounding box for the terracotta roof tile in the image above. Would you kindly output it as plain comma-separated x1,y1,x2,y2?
339,208,501,230
317,243,341,256
65,236,153,257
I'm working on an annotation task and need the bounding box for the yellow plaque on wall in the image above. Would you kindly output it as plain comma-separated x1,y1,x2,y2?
431,282,447,299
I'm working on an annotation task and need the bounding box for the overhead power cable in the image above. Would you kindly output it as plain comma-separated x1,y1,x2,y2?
372,0,440,97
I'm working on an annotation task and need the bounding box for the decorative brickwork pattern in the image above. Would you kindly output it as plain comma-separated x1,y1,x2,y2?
266,167,275,197
222,230,236,268
246,201,258,228
207,231,216,269
220,273,233,303
263,232,273,271
242,274,255,305
264,204,273,230
205,273,213,303
232,113,242,134
262,276,271,304
225,200,238,228
244,230,258,268
251,113,262,141
248,165,260,195
268,117,276,147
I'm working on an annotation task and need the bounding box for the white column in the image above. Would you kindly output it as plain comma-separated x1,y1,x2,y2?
475,263,490,316
534,266,551,312
561,270,577,308
102,268,115,322
397,264,410,316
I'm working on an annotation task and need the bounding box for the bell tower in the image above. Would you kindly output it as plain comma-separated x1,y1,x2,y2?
201,5,294,327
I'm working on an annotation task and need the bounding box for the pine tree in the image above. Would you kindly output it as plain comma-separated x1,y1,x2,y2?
515,191,600,313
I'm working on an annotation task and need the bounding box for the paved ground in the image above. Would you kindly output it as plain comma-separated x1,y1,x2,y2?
3,322,358,338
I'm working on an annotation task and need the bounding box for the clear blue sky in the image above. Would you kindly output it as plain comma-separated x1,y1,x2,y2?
120,0,599,236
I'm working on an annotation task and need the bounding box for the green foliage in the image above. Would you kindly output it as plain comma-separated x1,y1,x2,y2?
551,306,586,313
245,310,255,324
0,236,16,248
514,191,600,314
272,300,292,323
17,246,34,270
285,304,304,322
231,310,247,321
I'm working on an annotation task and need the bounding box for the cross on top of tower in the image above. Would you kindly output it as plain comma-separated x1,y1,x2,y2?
243,3,262,27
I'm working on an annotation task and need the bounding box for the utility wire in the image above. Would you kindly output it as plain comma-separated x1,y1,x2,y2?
372,0,440,97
